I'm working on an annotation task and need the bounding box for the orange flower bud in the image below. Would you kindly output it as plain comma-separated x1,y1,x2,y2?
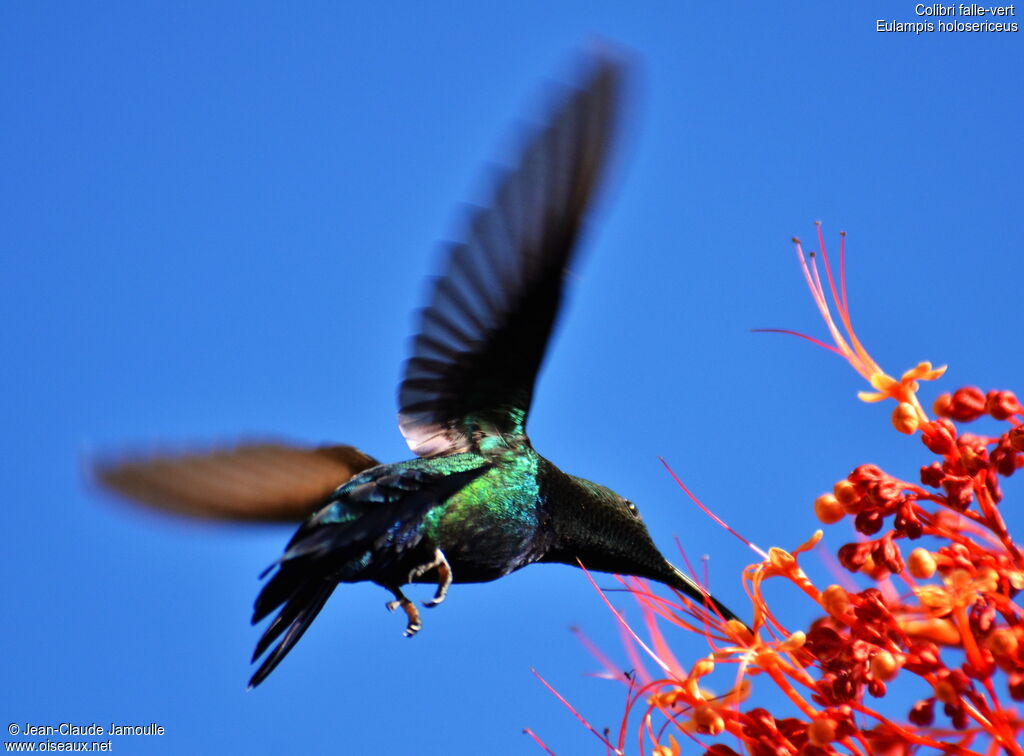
871,650,901,681
932,392,952,418
892,402,919,434
807,717,837,745
693,705,725,736
821,584,850,616
833,479,860,513
908,548,937,579
814,493,844,524
986,628,1019,657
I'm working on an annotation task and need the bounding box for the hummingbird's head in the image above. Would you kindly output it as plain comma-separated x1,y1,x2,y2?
544,472,741,624
546,474,677,580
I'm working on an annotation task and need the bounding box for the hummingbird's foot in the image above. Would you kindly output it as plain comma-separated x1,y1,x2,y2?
422,549,452,608
385,588,422,637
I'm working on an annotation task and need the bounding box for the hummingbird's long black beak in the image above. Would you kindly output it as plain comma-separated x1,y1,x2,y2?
664,562,744,626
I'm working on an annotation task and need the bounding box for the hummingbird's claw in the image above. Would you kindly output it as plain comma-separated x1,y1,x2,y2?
422,549,452,608
403,547,453,608
386,587,422,637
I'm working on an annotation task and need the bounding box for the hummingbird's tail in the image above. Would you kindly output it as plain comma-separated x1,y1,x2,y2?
247,463,493,688
248,569,337,689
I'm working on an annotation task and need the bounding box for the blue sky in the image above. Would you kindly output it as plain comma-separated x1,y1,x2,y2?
2,2,1021,754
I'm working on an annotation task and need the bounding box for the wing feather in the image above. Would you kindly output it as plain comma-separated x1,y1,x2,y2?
398,55,624,456
94,441,380,522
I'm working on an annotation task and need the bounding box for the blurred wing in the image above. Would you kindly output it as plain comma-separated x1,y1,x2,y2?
94,442,380,523
398,55,623,457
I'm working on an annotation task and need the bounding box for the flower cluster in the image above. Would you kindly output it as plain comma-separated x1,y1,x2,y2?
530,225,1024,755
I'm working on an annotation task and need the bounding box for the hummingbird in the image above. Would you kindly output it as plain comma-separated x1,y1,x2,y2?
95,53,740,689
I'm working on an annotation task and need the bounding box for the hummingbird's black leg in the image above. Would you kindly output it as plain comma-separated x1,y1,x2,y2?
385,587,422,637
422,548,452,608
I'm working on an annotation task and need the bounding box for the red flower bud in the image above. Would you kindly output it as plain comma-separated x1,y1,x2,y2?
921,419,958,456
920,462,945,488
1009,425,1024,452
865,478,902,507
946,701,969,730
894,499,923,539
849,464,884,490
838,542,872,572
991,439,1019,477
986,389,1022,420
941,476,974,511
908,698,935,726
872,532,905,573
854,510,884,536
943,386,987,421
1009,671,1024,701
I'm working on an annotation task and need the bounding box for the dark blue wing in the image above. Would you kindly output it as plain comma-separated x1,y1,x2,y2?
398,55,624,457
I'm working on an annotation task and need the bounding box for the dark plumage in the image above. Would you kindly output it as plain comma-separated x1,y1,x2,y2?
95,53,740,690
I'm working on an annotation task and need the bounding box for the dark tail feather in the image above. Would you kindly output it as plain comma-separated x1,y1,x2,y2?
248,579,335,689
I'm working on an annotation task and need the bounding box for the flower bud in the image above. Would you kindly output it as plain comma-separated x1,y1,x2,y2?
860,554,890,581
908,699,935,726
833,480,860,514
854,510,884,536
821,585,850,617
871,650,901,681
940,387,986,422
921,419,958,456
892,402,919,434
986,628,1019,657
908,548,937,579
920,461,945,488
987,390,1022,421
814,493,844,524
1010,671,1024,701
838,542,870,572
1009,425,1024,452
807,718,836,745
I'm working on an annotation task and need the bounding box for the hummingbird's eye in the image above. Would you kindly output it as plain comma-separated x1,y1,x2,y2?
623,500,640,518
